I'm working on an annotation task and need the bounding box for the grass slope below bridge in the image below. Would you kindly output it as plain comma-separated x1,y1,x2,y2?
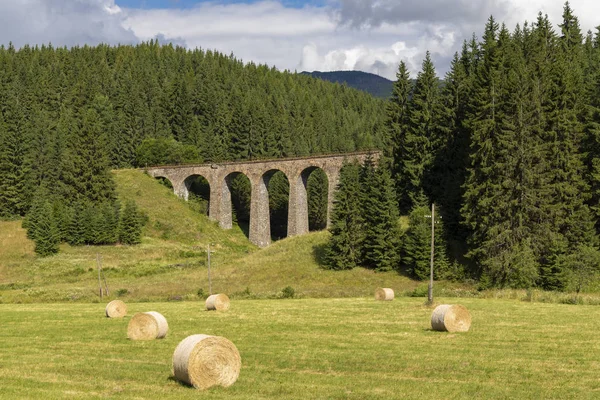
0,169,424,303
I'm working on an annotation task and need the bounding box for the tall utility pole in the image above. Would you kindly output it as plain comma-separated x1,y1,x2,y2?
428,203,435,305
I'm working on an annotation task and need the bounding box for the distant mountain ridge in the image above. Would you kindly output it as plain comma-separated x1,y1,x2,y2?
301,70,393,99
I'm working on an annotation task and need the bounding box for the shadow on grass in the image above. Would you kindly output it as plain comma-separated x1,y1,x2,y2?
167,375,192,388
312,242,328,266
234,220,250,240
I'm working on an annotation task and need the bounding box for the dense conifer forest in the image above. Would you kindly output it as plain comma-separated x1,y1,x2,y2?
2,2,600,291
0,40,386,254
326,3,600,291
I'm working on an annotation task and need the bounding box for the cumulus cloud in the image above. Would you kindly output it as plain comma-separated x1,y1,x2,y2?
1,0,599,81
335,0,512,29
0,0,138,47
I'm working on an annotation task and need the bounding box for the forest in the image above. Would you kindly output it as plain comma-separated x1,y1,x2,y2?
1,2,600,291
330,3,600,292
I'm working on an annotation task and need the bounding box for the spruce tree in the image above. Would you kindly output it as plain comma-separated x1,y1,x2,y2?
387,61,412,211
539,3,598,288
461,16,506,278
397,52,443,211
31,201,60,257
119,200,143,245
0,82,28,217
401,194,449,280
360,158,401,271
324,163,364,270
435,52,472,239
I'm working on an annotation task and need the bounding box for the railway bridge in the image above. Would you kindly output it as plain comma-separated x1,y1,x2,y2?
146,151,380,247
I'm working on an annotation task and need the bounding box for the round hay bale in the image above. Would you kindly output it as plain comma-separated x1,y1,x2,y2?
173,334,241,390
374,288,394,301
205,294,230,311
431,304,471,332
105,300,127,318
127,311,169,340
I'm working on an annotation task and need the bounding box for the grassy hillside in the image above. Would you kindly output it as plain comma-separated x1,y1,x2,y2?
0,170,427,303
3,169,600,305
1,298,599,399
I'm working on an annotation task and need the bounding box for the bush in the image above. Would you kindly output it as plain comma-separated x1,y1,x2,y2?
116,288,129,297
280,286,295,299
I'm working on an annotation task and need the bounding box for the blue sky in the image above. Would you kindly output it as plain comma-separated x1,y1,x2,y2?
0,1,597,80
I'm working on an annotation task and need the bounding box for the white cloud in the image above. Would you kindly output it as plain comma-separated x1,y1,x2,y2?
0,0,137,47
1,1,599,81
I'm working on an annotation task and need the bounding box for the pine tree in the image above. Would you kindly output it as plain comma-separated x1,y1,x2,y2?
461,16,507,278
387,61,413,212
401,194,449,280
539,3,598,288
60,107,116,204
31,201,60,257
119,200,143,245
0,82,28,217
360,158,400,271
324,163,364,270
397,52,443,211
435,52,472,239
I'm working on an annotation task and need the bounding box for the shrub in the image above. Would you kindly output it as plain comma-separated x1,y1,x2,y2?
280,286,295,299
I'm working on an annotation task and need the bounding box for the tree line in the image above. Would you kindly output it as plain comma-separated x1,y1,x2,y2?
326,2,600,292
0,40,386,254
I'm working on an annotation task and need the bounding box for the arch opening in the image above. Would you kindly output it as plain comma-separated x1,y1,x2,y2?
303,167,329,231
155,176,174,190
267,170,290,241
184,175,210,215
226,172,252,237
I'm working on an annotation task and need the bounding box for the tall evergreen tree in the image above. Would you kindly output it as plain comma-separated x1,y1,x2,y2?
119,200,143,245
396,52,442,211
401,195,449,280
387,61,413,211
0,83,28,217
324,163,364,270
360,158,401,271
31,200,60,256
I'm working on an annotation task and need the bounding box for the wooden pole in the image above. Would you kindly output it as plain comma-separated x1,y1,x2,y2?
96,254,103,299
100,256,109,296
428,203,435,305
207,244,212,295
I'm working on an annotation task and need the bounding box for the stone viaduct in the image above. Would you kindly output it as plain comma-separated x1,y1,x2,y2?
145,151,380,248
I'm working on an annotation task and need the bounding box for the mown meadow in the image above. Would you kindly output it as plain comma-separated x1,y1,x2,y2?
0,298,599,399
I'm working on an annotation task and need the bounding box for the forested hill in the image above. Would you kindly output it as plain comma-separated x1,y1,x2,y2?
0,42,387,219
301,70,394,98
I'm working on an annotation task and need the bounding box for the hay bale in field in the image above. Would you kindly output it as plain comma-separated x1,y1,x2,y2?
127,311,169,340
105,300,127,318
205,294,230,311
431,304,471,332
172,334,241,390
375,288,394,301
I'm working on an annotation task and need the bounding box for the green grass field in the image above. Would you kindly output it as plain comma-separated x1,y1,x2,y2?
1,298,599,399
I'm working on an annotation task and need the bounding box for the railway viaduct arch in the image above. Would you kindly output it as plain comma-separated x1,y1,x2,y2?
146,151,380,247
